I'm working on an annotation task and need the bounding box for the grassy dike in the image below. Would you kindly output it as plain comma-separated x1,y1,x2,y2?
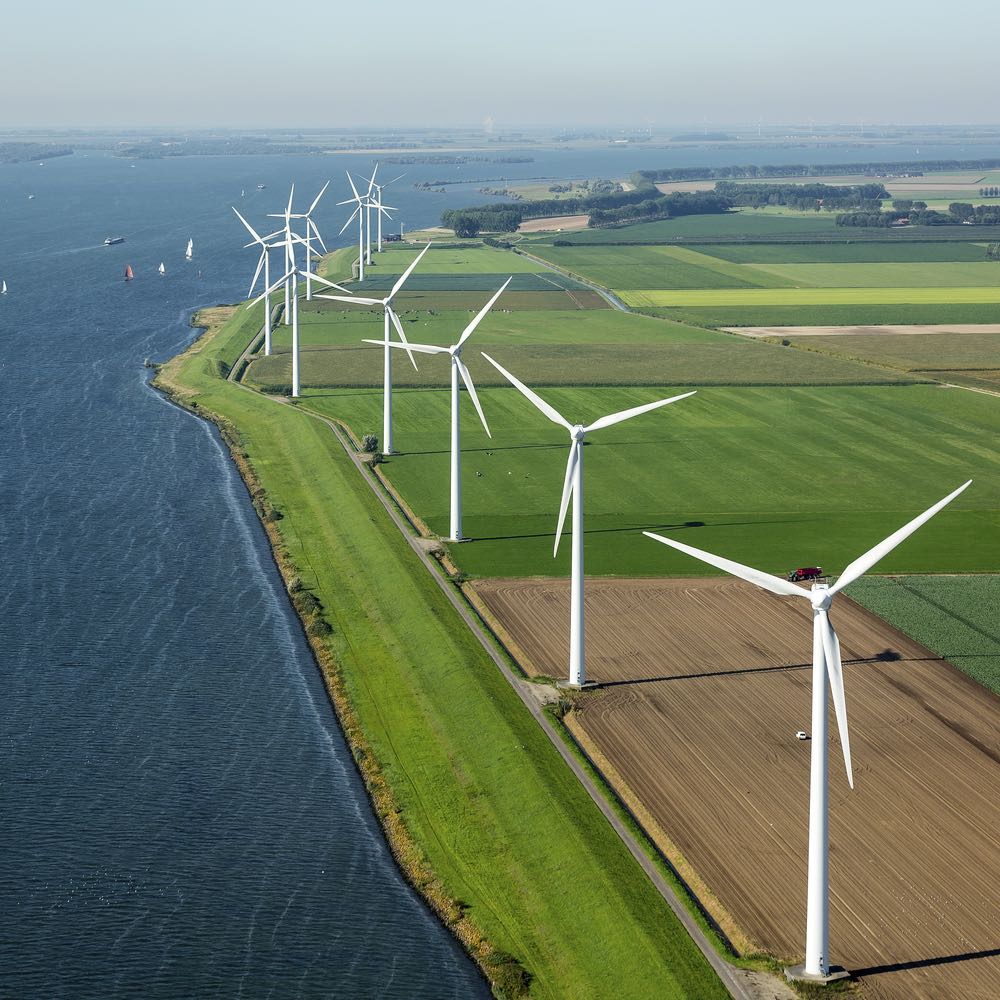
153,293,730,997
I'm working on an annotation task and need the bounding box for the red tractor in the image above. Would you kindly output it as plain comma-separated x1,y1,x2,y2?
788,566,823,583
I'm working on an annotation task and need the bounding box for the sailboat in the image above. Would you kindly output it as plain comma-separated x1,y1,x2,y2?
185,238,193,261
124,264,134,281
1,280,7,294
158,262,166,276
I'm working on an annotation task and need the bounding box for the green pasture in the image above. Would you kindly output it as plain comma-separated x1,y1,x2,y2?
350,272,576,292
783,332,1000,373
162,309,728,1000
524,210,840,245
930,369,1000,391
249,307,915,390
621,287,1000,307
639,303,1000,328
696,242,992,264
851,575,1000,695
745,261,1000,288
523,244,789,290
367,243,546,273
303,383,1000,580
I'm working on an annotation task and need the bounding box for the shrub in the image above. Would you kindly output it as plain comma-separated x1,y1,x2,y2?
361,432,379,453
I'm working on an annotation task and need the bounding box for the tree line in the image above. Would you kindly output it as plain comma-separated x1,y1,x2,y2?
836,202,1000,227
715,180,889,210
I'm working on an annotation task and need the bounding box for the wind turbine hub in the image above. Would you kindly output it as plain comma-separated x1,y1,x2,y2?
572,425,586,441
810,583,833,611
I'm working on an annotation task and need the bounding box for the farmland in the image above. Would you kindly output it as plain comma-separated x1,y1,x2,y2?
472,576,1000,1000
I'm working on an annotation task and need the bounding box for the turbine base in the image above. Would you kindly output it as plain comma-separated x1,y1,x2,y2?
557,680,600,691
784,963,850,985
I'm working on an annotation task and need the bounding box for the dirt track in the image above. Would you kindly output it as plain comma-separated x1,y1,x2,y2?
475,577,1000,1000
517,214,590,233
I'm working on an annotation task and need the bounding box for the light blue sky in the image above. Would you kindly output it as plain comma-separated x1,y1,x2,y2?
4,0,997,128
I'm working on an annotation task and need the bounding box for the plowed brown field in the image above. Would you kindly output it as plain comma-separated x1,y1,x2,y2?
474,577,1000,1000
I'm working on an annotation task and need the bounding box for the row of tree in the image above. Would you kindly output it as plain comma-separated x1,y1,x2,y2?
633,158,1000,185
980,187,1000,197
589,190,732,227
715,180,889,210
836,202,1000,227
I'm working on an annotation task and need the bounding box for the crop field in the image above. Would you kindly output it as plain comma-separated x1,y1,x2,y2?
691,241,995,263
524,244,791,290
472,576,1000,1000
299,384,999,580
638,302,1000,328
931,369,1000,391
850,574,1000,694
620,286,1000,307
349,272,582,292
367,244,547,273
743,261,1000,288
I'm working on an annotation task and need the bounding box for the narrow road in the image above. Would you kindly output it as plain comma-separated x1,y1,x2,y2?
513,245,631,311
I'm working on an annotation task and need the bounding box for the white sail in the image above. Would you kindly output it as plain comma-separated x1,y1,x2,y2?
158,262,166,275
1,280,6,294
186,239,193,260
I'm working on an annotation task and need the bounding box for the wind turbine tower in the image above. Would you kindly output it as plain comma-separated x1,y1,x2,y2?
644,480,971,981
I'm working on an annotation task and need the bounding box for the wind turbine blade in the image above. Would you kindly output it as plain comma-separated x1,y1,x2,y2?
232,206,263,243
309,218,328,253
643,532,810,598
386,173,406,187
554,441,580,557
339,207,360,236
306,272,352,293
248,269,294,308
388,306,419,371
455,278,512,351
336,196,356,207
367,162,378,193
308,180,330,216
285,184,295,217
346,171,361,201
585,390,697,433
362,339,449,355
830,480,973,595
456,357,490,439
480,352,572,431
317,293,379,305
379,204,397,214
248,249,266,297
386,242,431,303
818,610,853,788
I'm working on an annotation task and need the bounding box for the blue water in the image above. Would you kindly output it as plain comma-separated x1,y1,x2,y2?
4,138,1000,998
0,151,493,999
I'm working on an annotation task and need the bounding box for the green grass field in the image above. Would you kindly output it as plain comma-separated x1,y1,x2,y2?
744,261,1000,288
303,383,1000,580
850,575,1000,695
621,287,1000,307
637,303,1000,328
689,241,995,263
160,307,728,1000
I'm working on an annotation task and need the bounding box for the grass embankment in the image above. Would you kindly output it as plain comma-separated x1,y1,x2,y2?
154,307,728,999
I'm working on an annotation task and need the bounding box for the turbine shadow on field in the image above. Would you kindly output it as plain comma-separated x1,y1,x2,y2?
470,517,798,544
853,946,1000,978
599,652,923,689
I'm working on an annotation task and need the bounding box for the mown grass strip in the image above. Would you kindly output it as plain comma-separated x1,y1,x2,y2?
155,309,730,1000
620,287,1000,307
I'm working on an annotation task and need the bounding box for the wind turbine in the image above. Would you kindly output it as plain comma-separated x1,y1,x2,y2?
643,479,972,982
371,169,404,253
286,180,330,301
338,172,368,281
482,355,694,687
233,206,285,356
316,242,431,454
266,184,298,324
364,279,511,540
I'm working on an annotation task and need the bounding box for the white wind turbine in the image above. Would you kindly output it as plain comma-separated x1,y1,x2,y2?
482,355,695,687
643,479,972,982
316,242,431,454
369,165,403,253
286,180,330,301
338,172,368,281
233,207,285,356
365,279,512,540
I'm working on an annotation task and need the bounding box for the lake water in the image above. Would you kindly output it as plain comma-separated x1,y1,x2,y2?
3,138,1000,998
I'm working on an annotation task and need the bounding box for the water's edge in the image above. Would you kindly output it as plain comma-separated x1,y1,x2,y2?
153,310,502,997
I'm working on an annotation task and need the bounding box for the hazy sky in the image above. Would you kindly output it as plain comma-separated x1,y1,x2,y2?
3,0,997,129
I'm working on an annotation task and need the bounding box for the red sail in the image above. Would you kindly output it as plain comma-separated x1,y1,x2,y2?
124,265,134,281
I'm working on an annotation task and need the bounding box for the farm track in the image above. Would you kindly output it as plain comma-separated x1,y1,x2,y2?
475,576,1000,1000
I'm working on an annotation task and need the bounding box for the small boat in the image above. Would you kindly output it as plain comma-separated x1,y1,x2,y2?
28,194,35,200
256,183,266,190
104,236,125,246
185,238,193,261
241,188,245,197
158,262,166,276
124,264,134,281
1,280,7,295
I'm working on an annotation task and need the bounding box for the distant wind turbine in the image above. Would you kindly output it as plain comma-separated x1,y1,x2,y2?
233,206,285,356
317,243,431,453
365,279,511,540
643,479,972,982
370,168,404,253
482,355,694,687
